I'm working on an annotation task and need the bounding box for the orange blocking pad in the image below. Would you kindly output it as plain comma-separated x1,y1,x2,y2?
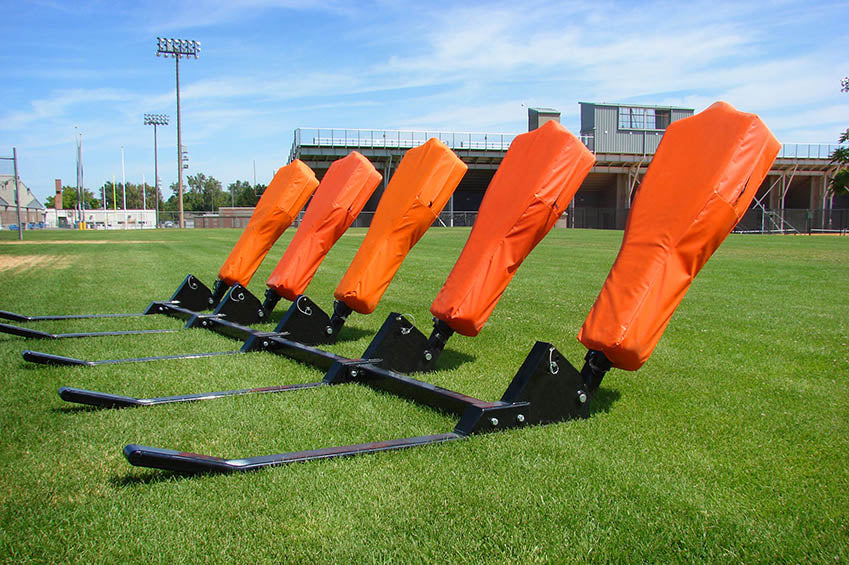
578,102,780,371
217,160,319,287
334,138,467,314
430,121,595,336
266,152,382,301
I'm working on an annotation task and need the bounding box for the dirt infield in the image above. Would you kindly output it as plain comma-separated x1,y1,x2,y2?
0,255,72,272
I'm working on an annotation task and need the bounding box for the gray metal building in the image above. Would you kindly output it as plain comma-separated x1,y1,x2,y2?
0,175,45,228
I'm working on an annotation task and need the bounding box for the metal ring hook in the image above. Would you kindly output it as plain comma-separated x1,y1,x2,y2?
296,296,312,316
548,346,559,374
400,313,416,335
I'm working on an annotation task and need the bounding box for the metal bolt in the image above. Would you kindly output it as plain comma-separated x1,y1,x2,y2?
201,320,208,327
350,369,358,378
424,351,433,361
258,310,264,318
158,306,164,312
208,297,214,304
516,414,525,423
577,390,588,404
325,326,333,335
490,417,499,427
396,315,402,322
262,340,269,348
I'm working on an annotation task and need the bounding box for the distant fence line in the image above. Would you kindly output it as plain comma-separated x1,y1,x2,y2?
115,208,849,234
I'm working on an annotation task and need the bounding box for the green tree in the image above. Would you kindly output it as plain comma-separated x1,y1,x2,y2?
177,173,227,211
45,186,99,210
227,180,266,207
97,181,163,210
828,130,849,197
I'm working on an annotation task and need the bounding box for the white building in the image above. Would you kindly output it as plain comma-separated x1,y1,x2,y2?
45,208,158,229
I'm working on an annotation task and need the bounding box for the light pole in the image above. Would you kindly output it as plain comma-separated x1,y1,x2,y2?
156,37,200,229
144,113,168,228
121,146,127,229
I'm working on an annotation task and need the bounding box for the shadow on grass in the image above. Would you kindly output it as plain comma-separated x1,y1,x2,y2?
435,348,476,371
335,325,373,343
590,387,620,415
52,404,99,414
111,470,214,486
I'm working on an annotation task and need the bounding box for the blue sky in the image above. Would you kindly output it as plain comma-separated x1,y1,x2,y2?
1,0,847,204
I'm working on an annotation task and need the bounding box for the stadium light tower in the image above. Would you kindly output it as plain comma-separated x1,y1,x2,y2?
156,37,200,228
144,113,169,228
841,76,849,93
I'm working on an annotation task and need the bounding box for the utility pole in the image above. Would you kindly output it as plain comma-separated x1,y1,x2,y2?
0,149,24,240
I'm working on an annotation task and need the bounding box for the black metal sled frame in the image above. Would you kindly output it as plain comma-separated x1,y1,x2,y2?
187,292,354,347
0,274,220,340
1,323,180,341
59,380,323,408
123,341,609,474
52,313,456,409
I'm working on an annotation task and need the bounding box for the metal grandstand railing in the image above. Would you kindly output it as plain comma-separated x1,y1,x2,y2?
777,143,845,159
290,127,843,162
289,128,595,161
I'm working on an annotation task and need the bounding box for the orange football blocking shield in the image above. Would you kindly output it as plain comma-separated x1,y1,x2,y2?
217,160,318,287
578,101,781,371
266,152,382,301
430,120,595,336
334,138,467,314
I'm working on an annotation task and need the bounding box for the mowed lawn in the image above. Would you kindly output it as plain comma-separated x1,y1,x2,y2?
0,227,846,562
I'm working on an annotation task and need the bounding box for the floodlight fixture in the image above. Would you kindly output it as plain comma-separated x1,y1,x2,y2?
841,76,849,93
156,37,201,228
144,113,169,126
156,38,201,59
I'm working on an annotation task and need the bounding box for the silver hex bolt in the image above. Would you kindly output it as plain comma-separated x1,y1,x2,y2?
577,390,588,404
424,351,433,361
490,417,499,427
516,414,526,423
350,369,358,378
201,320,208,327
262,340,269,348
325,326,333,335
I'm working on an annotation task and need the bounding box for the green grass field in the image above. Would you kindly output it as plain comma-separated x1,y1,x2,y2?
0,227,846,562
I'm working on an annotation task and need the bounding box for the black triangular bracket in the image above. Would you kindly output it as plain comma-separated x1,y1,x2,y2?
209,284,267,326
272,295,335,345
169,274,214,312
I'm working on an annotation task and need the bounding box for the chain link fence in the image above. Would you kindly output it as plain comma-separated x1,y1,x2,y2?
107,208,849,234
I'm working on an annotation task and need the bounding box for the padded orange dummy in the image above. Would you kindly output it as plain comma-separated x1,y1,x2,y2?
217,160,318,287
266,152,382,301
430,120,595,336
334,138,468,314
578,101,780,370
